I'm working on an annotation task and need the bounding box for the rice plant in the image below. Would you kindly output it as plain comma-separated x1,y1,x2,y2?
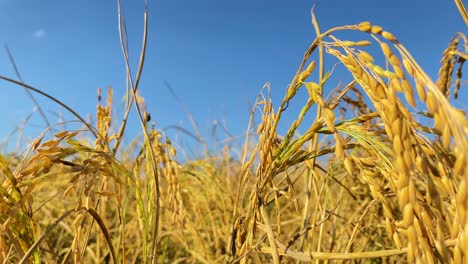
0,1,467,263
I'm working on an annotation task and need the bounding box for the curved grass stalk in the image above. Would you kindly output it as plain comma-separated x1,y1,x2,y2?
0,76,99,139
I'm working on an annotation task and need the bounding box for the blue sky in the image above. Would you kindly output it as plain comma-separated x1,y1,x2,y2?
0,0,466,153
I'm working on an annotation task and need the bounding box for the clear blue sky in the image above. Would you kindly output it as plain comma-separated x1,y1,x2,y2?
0,0,466,152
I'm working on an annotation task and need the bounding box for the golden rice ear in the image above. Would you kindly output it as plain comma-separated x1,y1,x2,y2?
371,25,383,34
381,31,397,42
344,157,354,175
2,3,467,263
357,21,372,32
402,58,415,76
380,42,393,58
455,0,468,26
358,50,374,63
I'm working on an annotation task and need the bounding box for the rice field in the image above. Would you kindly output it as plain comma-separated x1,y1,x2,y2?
1,1,468,263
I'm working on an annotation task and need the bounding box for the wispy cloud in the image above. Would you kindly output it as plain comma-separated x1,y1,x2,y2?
33,29,46,38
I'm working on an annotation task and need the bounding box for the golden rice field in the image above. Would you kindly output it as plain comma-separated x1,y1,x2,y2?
1,1,468,263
